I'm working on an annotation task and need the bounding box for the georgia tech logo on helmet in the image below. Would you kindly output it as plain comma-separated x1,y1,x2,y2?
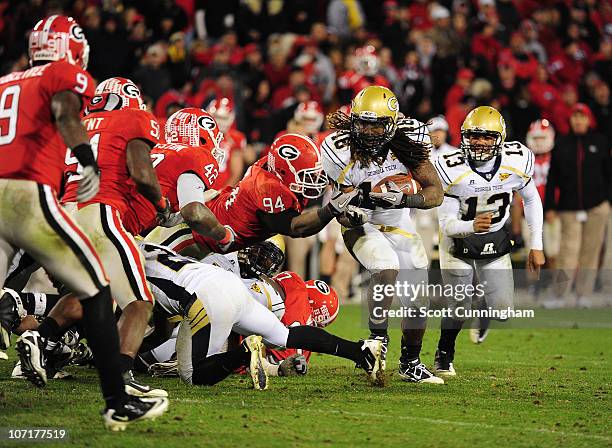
277,144,300,160
313,280,330,294
197,116,216,130
70,24,85,41
122,83,141,98
387,97,399,112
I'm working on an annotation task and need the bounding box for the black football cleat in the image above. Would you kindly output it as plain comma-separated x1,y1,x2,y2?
434,349,457,376
398,357,444,384
102,395,169,431
15,330,47,387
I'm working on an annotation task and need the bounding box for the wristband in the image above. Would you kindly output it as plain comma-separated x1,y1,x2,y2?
218,227,232,244
72,143,97,169
401,192,425,208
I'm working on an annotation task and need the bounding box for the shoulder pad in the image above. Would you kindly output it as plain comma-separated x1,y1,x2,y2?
501,141,534,178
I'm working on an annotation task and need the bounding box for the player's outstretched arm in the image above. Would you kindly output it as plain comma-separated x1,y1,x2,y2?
410,159,444,209
52,91,99,202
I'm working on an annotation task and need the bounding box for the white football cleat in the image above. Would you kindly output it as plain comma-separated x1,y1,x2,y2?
399,358,444,384
15,330,47,387
103,396,169,431
0,350,7,360
243,335,268,390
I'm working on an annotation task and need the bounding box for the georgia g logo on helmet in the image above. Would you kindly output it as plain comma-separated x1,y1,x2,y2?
122,83,141,98
313,279,331,295
277,144,301,161
197,115,217,130
70,24,85,41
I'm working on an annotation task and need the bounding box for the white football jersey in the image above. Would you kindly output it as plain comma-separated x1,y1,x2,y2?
433,141,534,233
201,252,240,276
242,278,285,320
320,118,430,188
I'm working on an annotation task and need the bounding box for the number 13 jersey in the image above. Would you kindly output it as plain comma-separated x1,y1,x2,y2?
433,142,534,232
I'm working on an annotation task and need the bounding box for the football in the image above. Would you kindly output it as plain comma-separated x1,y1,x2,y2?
372,174,421,195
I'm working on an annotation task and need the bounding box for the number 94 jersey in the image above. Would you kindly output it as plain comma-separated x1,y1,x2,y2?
433,142,534,232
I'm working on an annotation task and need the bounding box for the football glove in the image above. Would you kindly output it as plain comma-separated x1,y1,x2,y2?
76,165,100,203
337,205,368,228
156,197,184,227
278,354,308,376
369,181,424,209
328,188,362,216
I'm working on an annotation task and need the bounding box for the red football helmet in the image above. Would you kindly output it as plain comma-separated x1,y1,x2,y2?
354,45,379,77
526,119,555,154
29,15,89,69
165,107,225,164
305,279,339,327
87,77,146,113
267,133,327,199
294,101,324,135
207,97,235,134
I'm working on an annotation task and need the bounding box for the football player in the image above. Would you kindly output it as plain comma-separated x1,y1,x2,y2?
206,97,246,187
58,77,172,397
321,85,444,383
148,133,365,256
433,106,545,376
0,16,167,429
122,107,232,252
139,242,382,389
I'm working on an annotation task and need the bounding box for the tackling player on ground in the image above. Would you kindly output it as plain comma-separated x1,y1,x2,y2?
433,106,545,376
321,85,444,383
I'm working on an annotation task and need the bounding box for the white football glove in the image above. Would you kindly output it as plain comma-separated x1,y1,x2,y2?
76,166,100,203
328,188,362,216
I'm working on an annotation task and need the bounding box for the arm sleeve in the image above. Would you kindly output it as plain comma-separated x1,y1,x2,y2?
255,208,300,235
519,178,544,250
438,194,475,238
177,173,207,209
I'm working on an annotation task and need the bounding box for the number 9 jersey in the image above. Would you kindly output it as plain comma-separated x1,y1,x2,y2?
434,141,534,234
0,61,95,192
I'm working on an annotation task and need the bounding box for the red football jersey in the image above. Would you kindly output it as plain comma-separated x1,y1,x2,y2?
266,271,314,364
193,162,304,253
0,61,95,192
216,128,246,187
533,153,552,201
122,143,220,235
62,109,160,214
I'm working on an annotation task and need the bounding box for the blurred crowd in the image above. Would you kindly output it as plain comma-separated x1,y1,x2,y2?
1,0,610,302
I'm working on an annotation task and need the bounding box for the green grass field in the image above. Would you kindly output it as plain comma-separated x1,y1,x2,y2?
0,305,610,448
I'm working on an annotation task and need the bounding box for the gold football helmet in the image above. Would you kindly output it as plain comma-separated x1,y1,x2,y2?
461,106,506,161
350,85,399,156
237,235,285,278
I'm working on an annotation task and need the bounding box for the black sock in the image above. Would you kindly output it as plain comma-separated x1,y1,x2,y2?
37,317,62,340
286,325,363,364
369,328,388,339
20,292,61,316
80,286,126,409
400,333,422,362
320,274,332,284
191,348,250,385
438,318,464,354
119,354,134,374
